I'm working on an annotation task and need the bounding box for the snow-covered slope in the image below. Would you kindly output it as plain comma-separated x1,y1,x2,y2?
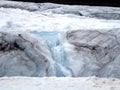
0,1,120,32
0,77,120,90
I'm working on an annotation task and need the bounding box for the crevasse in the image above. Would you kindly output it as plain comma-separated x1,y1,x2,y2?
32,31,72,77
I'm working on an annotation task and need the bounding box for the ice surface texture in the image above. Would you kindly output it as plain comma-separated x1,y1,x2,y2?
0,32,55,77
62,30,120,78
0,1,120,78
1,30,120,78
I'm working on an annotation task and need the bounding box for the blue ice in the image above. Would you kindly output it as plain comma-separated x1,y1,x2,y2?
32,31,71,77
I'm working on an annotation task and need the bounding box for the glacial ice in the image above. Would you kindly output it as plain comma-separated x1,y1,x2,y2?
31,29,120,78
0,32,55,77
32,31,72,77
0,0,120,79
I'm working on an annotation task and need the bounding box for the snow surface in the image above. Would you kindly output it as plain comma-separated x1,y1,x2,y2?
0,77,120,90
0,7,120,32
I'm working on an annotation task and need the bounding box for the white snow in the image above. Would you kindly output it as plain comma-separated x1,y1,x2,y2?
0,77,120,90
0,7,120,32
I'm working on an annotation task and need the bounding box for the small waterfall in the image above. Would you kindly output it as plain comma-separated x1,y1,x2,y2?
32,31,71,77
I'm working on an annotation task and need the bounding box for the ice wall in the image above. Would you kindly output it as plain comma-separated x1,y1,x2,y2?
32,29,120,79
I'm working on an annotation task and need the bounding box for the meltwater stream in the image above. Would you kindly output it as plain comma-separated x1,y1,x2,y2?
32,31,72,77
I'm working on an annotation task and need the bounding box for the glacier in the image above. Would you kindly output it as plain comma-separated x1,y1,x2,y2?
0,0,120,79
32,31,72,77
31,29,120,78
